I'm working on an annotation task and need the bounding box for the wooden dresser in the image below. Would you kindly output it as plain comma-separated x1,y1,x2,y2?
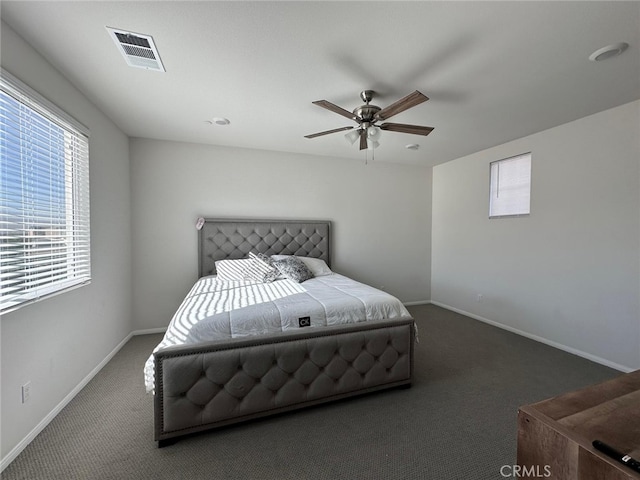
517,369,640,480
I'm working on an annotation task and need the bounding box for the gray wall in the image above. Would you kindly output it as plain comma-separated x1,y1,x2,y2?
431,100,640,371
1,23,133,462
130,138,432,330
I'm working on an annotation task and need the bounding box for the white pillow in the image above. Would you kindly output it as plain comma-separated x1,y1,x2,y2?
215,258,253,281
270,255,332,277
298,257,332,276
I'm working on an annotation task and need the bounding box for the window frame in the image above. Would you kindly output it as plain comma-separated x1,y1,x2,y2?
1,68,91,314
488,152,532,219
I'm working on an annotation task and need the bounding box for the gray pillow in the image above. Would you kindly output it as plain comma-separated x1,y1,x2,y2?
272,256,314,283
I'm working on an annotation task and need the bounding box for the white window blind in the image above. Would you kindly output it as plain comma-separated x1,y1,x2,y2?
0,69,90,314
489,152,531,218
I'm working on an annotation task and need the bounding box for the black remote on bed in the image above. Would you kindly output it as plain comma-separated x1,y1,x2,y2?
592,440,640,473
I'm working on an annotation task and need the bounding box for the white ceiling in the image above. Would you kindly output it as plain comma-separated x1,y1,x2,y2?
2,1,639,167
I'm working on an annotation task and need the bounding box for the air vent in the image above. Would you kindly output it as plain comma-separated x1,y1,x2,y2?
106,27,165,72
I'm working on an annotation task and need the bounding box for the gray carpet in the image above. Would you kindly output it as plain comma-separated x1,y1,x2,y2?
2,304,619,480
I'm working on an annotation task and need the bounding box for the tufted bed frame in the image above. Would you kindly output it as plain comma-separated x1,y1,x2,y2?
153,218,415,446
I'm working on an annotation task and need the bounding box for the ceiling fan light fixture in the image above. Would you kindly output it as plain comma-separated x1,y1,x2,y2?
345,129,360,145
307,90,432,152
367,126,381,140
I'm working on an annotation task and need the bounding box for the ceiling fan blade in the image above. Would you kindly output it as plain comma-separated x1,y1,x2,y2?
359,129,367,150
312,100,357,121
375,91,429,121
379,123,434,136
304,126,354,139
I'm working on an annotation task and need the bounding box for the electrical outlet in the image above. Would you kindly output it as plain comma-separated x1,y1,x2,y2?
21,382,31,404
477,294,483,303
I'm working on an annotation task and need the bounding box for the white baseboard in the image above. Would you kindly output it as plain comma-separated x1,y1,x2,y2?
1,331,134,472
132,327,166,335
430,300,635,374
403,300,431,307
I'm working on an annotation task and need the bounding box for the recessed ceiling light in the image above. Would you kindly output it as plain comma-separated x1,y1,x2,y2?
205,118,230,126
588,42,629,62
405,144,420,150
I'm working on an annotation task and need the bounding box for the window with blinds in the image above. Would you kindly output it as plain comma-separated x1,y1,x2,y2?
1,69,90,314
489,152,531,218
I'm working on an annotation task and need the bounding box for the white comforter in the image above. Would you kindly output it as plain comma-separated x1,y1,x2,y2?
144,273,412,392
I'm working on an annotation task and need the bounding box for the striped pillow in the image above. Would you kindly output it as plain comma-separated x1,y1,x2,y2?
215,258,254,281
243,252,279,283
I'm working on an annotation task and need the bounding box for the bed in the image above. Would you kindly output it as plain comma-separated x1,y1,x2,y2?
148,218,415,446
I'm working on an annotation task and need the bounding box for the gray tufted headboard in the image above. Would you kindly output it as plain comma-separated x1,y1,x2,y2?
198,218,331,277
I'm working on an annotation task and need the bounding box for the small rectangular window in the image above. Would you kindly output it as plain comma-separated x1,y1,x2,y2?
0,69,91,314
489,152,531,218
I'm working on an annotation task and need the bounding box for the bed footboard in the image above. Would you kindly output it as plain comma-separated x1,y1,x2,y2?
154,318,414,445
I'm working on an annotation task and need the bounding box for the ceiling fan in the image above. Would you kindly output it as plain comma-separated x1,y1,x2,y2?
305,90,434,150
